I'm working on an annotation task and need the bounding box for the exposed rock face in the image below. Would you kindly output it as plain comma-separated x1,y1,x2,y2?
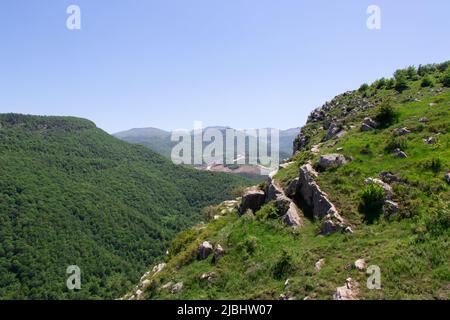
394,127,411,136
424,136,437,144
267,178,302,228
394,149,408,158
315,258,325,271
354,259,367,271
317,154,348,170
297,164,350,235
293,134,309,153
383,200,399,216
171,282,183,294
152,263,166,276
198,241,214,260
239,187,266,214
361,117,378,131
333,278,359,300
379,171,405,184
286,177,299,198
212,244,224,263
282,202,302,228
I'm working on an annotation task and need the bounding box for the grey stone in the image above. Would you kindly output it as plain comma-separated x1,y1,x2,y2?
198,241,213,260
317,154,348,170
239,187,266,214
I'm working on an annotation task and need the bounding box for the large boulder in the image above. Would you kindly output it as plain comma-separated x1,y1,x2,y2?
281,202,302,228
333,278,359,300
198,241,214,260
317,154,348,170
239,187,266,214
360,117,378,131
212,244,224,263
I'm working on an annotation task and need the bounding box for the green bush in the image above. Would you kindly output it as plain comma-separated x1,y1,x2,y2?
359,183,386,223
359,83,369,92
375,103,399,128
384,137,408,153
256,202,279,220
421,76,434,88
272,250,293,279
425,158,442,176
441,70,450,87
424,202,450,237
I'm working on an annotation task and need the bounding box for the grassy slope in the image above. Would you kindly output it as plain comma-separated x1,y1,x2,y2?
0,114,257,299
142,65,449,300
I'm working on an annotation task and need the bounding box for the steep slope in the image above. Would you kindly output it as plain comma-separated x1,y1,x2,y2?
0,114,256,299
134,62,449,300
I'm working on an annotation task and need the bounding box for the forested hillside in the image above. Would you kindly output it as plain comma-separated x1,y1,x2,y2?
0,114,255,299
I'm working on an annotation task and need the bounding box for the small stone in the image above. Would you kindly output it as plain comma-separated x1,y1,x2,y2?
445,173,450,184
354,259,367,271
419,117,429,123
383,200,399,216
171,282,183,294
315,258,325,271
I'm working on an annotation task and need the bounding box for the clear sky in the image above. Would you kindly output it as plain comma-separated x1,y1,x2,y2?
1,0,449,133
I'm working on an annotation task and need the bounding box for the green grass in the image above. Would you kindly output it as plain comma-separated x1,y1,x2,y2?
141,64,450,300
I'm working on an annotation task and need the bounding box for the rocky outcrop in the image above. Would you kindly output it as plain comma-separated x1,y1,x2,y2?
333,278,359,300
171,282,183,294
354,259,367,271
297,164,350,235
317,154,348,170
267,178,303,228
360,117,378,131
238,187,266,214
198,241,214,260
212,244,224,263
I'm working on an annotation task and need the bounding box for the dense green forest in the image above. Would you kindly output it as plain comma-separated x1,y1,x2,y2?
0,114,256,299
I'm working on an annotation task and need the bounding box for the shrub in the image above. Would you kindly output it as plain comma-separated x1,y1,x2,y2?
231,185,247,198
386,78,395,89
406,66,418,80
272,250,293,279
375,103,399,128
441,70,450,87
359,183,386,223
240,236,258,255
395,76,409,93
384,137,408,153
169,228,199,257
421,76,434,88
423,202,450,237
359,83,369,92
256,202,279,220
425,158,442,176
374,78,387,89
203,205,220,221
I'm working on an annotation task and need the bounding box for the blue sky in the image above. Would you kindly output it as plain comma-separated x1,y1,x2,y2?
0,0,449,133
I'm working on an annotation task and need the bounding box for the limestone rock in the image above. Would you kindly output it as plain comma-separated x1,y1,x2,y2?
317,154,348,170
394,149,408,159
152,263,166,276
419,117,429,123
239,187,265,214
315,258,325,271
212,244,224,263
171,282,183,294
354,259,367,271
286,177,299,198
394,127,411,136
333,278,359,300
281,202,302,228
198,241,214,260
383,200,399,216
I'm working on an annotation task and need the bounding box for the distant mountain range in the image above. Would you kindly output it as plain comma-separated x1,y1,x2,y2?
114,126,300,174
